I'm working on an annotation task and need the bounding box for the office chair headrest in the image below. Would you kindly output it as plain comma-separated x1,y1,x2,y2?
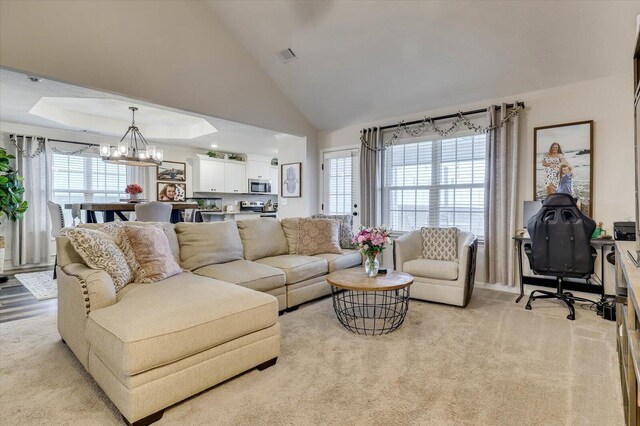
542,193,577,208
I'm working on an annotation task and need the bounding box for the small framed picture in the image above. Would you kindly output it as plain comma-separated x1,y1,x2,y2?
157,182,186,202
281,162,301,198
534,120,593,216
157,161,186,182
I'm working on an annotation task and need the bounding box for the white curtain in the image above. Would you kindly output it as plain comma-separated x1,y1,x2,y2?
483,104,520,285
11,136,52,266
126,165,153,220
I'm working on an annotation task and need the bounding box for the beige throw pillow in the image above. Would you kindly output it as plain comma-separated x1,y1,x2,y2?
311,214,356,249
421,227,459,262
123,226,182,283
61,227,132,292
175,221,244,270
296,218,342,256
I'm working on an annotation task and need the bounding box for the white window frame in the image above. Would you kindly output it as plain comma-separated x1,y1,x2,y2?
321,147,359,222
382,130,486,238
51,150,129,223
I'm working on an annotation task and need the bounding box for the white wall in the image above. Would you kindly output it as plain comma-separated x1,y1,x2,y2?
319,73,635,292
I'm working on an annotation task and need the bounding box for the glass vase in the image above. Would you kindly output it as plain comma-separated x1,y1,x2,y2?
364,253,380,278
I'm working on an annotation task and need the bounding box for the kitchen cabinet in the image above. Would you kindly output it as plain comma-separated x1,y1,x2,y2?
270,166,279,194
194,156,225,192
224,161,246,193
246,160,271,180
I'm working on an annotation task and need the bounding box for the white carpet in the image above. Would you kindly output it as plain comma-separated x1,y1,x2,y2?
14,271,57,300
0,289,623,425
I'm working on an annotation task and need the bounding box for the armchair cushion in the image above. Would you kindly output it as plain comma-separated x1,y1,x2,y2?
403,259,459,281
421,227,459,261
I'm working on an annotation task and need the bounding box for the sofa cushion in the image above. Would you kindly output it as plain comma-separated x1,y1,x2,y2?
255,255,328,285
85,272,277,376
296,218,342,256
175,222,244,270
123,225,182,283
79,222,180,262
237,218,289,261
403,258,459,281
312,214,356,249
315,249,362,272
280,217,299,254
194,260,286,292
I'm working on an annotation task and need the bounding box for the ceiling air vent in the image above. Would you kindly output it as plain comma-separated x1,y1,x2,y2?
279,48,297,63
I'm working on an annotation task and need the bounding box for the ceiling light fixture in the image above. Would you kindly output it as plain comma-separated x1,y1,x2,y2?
99,106,163,167
211,144,218,148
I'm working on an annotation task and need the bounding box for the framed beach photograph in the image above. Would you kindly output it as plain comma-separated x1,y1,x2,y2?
157,161,186,182
157,182,186,202
281,162,302,198
534,120,594,216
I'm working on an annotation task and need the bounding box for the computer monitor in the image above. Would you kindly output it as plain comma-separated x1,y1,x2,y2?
523,200,543,230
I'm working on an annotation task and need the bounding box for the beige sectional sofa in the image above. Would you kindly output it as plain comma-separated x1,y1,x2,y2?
56,218,361,425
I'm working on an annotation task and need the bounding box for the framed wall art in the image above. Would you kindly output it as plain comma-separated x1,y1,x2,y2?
281,162,301,198
533,120,593,216
157,161,186,182
157,182,186,202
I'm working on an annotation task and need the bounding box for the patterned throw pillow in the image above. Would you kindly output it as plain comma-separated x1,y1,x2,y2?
122,225,182,283
421,227,459,262
61,227,132,292
297,218,342,256
311,214,355,249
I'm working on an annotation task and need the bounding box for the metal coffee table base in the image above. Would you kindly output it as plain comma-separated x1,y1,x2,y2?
330,286,410,335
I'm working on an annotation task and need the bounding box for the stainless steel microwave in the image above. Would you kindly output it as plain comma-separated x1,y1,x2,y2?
248,179,271,194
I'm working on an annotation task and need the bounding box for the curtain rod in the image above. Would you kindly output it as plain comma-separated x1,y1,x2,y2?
377,101,525,131
9,134,99,147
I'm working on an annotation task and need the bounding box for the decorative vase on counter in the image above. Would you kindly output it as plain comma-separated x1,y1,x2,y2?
364,253,380,278
129,193,138,202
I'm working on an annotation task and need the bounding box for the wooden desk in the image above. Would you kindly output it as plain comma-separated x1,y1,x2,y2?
64,202,198,224
514,235,615,303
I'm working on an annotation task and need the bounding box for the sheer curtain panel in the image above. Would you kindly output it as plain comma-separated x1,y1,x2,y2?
483,104,519,285
359,128,382,227
11,136,52,266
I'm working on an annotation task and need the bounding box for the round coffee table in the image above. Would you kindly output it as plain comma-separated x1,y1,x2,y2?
327,269,413,335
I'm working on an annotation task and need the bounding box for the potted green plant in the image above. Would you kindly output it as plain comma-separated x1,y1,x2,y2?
0,147,28,275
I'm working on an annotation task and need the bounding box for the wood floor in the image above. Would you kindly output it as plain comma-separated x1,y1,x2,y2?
0,268,56,323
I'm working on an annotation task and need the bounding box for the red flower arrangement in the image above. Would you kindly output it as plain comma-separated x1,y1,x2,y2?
125,184,143,195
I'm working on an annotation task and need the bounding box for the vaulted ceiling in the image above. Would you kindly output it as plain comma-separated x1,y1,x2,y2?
208,1,640,130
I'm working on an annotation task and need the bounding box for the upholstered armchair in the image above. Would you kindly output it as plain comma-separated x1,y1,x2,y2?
393,230,478,307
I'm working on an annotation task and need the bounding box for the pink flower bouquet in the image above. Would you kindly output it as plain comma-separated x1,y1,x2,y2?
353,226,390,276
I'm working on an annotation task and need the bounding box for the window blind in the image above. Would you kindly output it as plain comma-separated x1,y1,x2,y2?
383,134,486,237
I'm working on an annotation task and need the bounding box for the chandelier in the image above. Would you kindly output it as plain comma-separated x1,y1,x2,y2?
99,106,163,166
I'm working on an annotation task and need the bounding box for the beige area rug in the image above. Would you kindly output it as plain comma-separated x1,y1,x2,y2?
0,289,623,425
14,271,57,300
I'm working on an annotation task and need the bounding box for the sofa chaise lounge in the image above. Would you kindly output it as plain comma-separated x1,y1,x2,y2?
56,218,361,425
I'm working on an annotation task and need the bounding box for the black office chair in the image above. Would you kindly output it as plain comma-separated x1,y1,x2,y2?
524,193,597,320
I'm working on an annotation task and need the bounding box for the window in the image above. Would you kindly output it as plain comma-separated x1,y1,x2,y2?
52,153,128,223
323,149,358,215
383,134,486,237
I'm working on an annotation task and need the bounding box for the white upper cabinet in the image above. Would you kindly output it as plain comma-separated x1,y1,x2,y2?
224,161,246,193
246,156,272,180
194,156,225,192
270,166,279,194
